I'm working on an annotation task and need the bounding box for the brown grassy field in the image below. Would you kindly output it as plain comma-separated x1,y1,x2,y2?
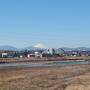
0,64,90,90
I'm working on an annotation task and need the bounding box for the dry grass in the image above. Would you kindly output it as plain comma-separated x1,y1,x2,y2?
0,65,90,90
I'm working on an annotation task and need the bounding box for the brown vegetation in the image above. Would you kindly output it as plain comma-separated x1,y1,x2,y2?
0,65,90,90
0,56,90,63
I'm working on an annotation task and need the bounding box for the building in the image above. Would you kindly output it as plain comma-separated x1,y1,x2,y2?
27,51,42,58
2,53,8,58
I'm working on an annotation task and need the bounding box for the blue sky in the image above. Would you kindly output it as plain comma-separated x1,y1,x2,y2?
0,0,90,48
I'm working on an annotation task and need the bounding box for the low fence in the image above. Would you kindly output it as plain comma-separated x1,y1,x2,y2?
0,57,63,63
0,58,17,63
0,56,90,63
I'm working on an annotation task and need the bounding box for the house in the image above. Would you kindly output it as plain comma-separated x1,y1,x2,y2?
35,51,42,58
27,51,42,58
2,53,8,58
27,54,35,58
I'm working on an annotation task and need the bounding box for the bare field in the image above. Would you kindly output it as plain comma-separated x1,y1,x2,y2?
0,65,90,90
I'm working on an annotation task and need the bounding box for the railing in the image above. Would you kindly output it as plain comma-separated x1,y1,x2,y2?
0,56,89,63
0,57,63,63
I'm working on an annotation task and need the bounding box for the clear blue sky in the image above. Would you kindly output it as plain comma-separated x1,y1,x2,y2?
0,0,90,48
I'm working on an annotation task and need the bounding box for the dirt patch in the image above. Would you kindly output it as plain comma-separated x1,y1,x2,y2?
0,65,90,90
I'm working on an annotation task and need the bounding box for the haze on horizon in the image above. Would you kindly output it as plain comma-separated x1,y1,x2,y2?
0,0,90,48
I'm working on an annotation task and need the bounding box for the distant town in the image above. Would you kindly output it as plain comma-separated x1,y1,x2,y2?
0,44,90,60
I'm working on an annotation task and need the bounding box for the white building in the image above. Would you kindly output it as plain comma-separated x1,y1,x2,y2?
2,53,8,58
35,51,42,58
27,52,42,58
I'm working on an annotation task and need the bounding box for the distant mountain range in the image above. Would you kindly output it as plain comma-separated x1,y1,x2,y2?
0,45,18,51
0,45,90,51
21,46,43,51
0,45,44,51
62,47,90,51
